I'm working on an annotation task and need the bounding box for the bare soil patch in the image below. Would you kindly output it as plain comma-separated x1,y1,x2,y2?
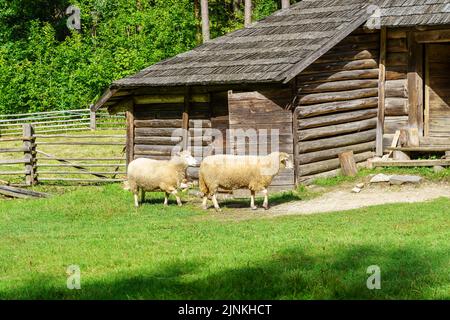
271,181,450,216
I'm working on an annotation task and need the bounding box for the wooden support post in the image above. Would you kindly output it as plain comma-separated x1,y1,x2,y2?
408,31,424,136
338,151,358,177
22,124,36,185
183,88,191,151
407,128,420,147
89,104,97,131
126,104,135,167
376,27,387,156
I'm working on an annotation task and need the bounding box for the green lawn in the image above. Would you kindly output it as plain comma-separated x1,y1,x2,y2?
0,184,449,300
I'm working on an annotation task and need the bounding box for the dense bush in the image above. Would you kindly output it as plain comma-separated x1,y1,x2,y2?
0,0,294,114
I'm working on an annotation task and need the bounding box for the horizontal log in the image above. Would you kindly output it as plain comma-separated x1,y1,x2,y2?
298,151,374,176
37,142,124,146
385,79,408,98
298,108,377,130
384,116,408,134
315,50,378,64
298,79,378,94
34,134,125,139
296,97,378,118
135,128,180,137
0,159,29,165
134,136,181,145
38,171,126,175
298,118,377,141
0,147,30,153
387,38,408,53
298,141,376,164
387,146,450,152
0,136,32,142
420,137,450,146
298,88,378,105
35,157,126,161
38,178,126,183
296,69,379,85
386,67,408,80
134,145,175,155
301,59,378,75
415,29,450,43
37,164,126,168
385,98,408,116
0,171,28,175
372,159,450,168
298,162,368,184
134,119,211,128
134,94,209,105
298,129,376,153
386,52,408,67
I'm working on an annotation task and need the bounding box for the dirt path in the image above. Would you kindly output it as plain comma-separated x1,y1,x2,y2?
270,182,450,216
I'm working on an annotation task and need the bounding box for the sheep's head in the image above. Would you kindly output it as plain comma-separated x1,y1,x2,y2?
279,152,293,169
177,150,198,166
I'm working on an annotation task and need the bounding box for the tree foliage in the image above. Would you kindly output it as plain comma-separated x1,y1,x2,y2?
0,0,296,113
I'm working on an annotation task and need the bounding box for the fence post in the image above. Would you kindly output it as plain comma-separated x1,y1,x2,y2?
23,124,37,186
90,104,97,131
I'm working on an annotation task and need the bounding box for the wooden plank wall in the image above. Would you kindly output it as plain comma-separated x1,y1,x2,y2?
382,29,410,149
228,89,295,192
132,94,213,181
295,28,378,181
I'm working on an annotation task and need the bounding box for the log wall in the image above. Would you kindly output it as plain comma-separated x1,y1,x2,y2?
132,93,214,180
295,28,378,181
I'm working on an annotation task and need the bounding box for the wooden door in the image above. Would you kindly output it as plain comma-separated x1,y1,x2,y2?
425,43,450,137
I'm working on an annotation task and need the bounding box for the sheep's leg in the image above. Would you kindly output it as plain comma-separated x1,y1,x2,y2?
164,192,169,206
212,194,221,212
172,190,182,207
262,189,269,210
250,191,257,210
202,196,208,210
140,189,146,203
134,192,140,208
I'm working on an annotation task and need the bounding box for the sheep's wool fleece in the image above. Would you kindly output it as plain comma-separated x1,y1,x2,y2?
200,153,284,194
127,157,187,193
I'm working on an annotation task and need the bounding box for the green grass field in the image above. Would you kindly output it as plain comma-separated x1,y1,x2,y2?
0,183,449,300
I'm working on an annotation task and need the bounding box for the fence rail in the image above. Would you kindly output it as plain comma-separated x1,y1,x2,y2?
0,124,127,186
0,107,125,136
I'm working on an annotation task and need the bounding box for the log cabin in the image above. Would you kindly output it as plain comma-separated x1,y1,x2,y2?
94,0,450,190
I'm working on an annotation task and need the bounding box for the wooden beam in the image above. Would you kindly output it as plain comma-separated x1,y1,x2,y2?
126,103,135,167
407,31,424,135
372,159,450,167
92,88,119,112
424,45,431,136
415,29,450,43
376,27,387,156
182,88,191,151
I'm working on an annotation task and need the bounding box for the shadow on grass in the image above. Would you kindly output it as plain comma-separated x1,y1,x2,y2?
218,191,304,209
2,245,448,300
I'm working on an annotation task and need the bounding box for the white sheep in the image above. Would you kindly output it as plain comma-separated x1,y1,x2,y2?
127,151,197,207
199,152,293,211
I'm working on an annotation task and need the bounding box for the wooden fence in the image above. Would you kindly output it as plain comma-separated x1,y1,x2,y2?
0,107,125,136
0,124,127,185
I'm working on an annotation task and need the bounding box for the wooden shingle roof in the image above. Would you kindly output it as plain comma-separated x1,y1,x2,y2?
382,0,450,27
95,0,450,110
112,0,372,88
